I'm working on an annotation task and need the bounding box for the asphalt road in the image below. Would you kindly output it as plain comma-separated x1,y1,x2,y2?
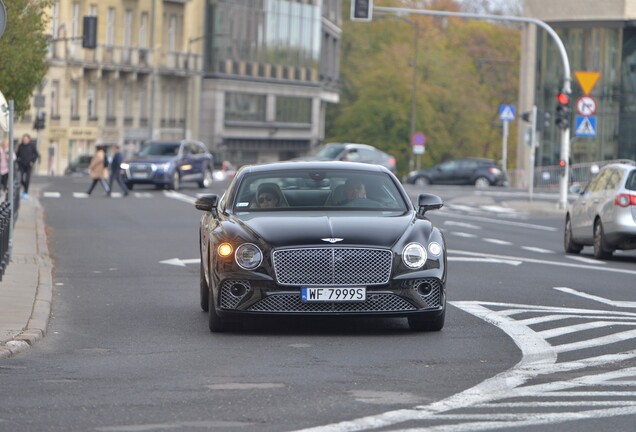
1,176,636,432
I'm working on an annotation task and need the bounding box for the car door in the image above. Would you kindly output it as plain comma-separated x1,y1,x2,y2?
435,160,460,184
182,142,204,181
572,169,610,242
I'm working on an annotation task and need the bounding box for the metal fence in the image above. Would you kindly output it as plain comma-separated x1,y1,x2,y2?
0,173,21,281
509,159,636,190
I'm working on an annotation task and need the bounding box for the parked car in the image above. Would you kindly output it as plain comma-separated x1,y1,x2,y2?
293,143,397,175
564,161,636,259
121,140,213,190
64,155,92,176
194,161,447,332
405,158,507,188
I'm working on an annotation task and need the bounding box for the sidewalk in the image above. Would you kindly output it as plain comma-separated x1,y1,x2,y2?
0,185,53,358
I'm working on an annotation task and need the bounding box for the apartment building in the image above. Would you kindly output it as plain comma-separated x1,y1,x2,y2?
15,0,205,176
518,0,636,178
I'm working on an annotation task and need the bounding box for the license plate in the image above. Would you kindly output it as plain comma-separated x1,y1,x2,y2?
301,287,366,303
132,172,148,179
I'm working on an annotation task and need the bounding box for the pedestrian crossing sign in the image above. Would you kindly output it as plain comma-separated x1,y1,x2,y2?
499,104,515,121
575,115,597,137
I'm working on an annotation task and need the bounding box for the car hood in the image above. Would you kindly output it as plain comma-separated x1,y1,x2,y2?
128,156,174,164
234,212,421,248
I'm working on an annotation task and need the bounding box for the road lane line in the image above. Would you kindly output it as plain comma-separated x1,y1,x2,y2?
554,287,636,308
437,212,558,232
483,238,513,245
521,246,554,254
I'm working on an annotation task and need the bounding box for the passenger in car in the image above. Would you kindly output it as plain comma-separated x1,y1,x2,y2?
344,179,367,202
254,183,284,208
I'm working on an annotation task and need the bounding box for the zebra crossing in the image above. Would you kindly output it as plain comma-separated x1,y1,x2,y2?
298,297,636,431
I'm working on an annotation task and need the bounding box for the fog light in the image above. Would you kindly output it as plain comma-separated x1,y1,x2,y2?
230,283,247,297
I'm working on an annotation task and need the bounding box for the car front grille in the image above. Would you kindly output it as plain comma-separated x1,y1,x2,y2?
247,292,416,313
128,164,155,176
272,247,392,286
219,280,251,309
412,278,442,309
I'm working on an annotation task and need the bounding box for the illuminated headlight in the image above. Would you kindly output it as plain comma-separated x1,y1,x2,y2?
120,162,129,170
158,162,171,171
428,242,442,257
218,243,233,257
402,243,427,269
235,243,263,270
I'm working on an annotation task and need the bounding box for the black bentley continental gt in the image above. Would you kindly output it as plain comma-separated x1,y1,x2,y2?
195,161,447,332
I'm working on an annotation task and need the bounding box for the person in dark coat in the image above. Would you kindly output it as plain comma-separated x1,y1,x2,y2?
107,144,129,197
16,134,39,199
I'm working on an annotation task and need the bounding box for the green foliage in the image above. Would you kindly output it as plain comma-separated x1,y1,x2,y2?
0,0,52,115
327,0,520,175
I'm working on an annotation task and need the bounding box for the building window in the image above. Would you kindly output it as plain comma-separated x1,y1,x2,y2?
72,2,80,39
124,10,133,47
106,83,115,121
50,81,60,119
87,87,96,120
225,92,266,122
70,83,79,120
107,7,116,46
89,4,97,17
168,14,177,51
140,12,148,48
139,85,147,123
275,96,311,123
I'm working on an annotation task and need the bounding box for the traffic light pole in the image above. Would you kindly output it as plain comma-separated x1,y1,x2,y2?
373,5,573,208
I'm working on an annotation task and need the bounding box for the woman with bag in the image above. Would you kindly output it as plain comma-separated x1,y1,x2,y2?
86,146,111,195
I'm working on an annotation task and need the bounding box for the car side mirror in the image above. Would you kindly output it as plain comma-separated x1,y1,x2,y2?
194,194,218,212
417,193,444,216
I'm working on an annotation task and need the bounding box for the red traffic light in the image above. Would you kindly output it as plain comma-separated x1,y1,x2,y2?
556,93,570,105
559,159,566,167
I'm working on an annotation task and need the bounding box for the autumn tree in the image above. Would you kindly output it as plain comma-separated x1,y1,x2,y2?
0,0,51,115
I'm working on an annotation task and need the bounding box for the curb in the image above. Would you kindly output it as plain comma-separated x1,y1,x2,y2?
0,192,53,359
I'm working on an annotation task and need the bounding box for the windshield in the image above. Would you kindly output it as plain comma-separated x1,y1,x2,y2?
139,142,180,157
313,144,344,160
233,169,408,212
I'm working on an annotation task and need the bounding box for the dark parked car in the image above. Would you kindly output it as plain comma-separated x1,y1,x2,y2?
406,158,506,188
564,161,636,259
64,155,92,176
195,161,447,332
121,140,213,190
294,143,397,174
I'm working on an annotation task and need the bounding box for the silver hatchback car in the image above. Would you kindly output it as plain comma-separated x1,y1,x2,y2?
564,162,636,259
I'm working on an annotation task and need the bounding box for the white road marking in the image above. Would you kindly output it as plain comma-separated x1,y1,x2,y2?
42,192,61,198
133,192,153,198
483,238,513,245
521,246,554,254
159,258,200,267
439,212,557,232
451,250,636,276
73,192,90,198
566,255,605,264
554,287,636,308
163,190,196,204
447,257,522,266
444,221,481,230
480,205,516,214
449,232,477,238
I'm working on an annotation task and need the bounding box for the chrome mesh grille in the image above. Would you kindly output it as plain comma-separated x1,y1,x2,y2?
272,247,392,286
219,280,251,309
248,293,416,313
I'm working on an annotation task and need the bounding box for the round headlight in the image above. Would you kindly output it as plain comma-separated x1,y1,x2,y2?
428,242,442,257
217,243,233,257
120,162,129,170
402,243,427,269
235,243,263,270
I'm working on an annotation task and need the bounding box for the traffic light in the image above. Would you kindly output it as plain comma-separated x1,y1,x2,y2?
555,92,571,130
558,159,566,177
33,112,46,130
82,16,97,49
521,111,531,123
351,0,373,21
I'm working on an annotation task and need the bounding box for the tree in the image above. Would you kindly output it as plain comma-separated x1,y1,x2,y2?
0,0,52,115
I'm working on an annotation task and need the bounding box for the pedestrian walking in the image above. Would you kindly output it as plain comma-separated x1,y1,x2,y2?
86,146,111,195
0,138,14,193
107,144,129,197
15,134,39,200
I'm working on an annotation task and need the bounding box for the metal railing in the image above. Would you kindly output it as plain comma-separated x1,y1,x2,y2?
0,173,21,281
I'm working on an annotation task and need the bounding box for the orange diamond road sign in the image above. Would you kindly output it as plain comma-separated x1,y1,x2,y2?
575,71,601,96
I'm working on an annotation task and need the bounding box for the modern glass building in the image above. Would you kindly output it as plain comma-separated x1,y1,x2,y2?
199,0,341,166
518,1,636,184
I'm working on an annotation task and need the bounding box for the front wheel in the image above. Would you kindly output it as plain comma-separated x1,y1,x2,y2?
200,257,209,312
564,216,583,254
414,177,430,186
170,171,180,190
125,182,134,190
408,310,445,332
474,177,490,189
198,168,213,188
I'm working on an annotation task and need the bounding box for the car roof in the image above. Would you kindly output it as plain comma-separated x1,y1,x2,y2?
239,160,391,174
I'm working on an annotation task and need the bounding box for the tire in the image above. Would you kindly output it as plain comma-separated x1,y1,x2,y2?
414,177,430,186
474,177,490,189
170,171,180,190
200,256,209,312
564,216,583,254
593,219,613,259
208,291,229,333
198,168,213,188
408,310,445,332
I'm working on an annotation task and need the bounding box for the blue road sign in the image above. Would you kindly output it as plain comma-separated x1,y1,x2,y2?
575,115,597,138
499,104,515,121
